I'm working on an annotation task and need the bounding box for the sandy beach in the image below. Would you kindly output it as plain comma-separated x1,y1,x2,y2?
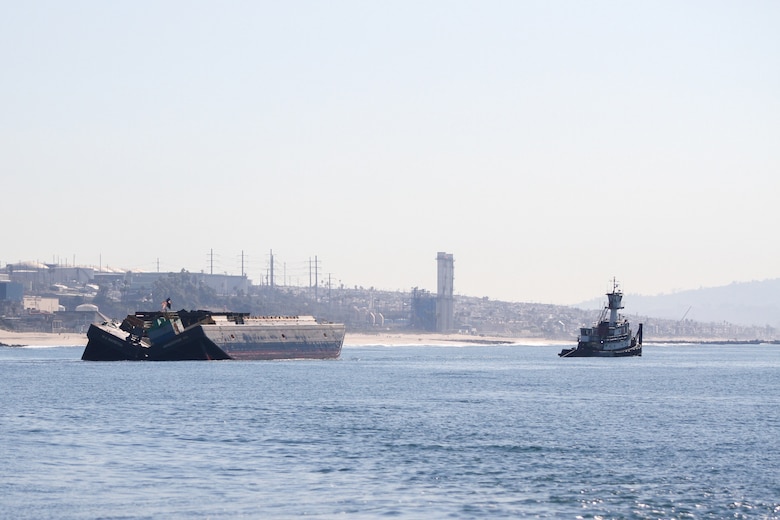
342,332,564,347
0,330,89,347
0,329,745,349
0,329,565,348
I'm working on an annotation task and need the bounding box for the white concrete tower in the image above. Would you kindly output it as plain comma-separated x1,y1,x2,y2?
436,252,454,332
607,278,623,326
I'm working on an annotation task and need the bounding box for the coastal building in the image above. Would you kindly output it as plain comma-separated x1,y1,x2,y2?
0,281,23,302
410,287,436,331
436,252,454,332
122,271,250,298
23,295,59,313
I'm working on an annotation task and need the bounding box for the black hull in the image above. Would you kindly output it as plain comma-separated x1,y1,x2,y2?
558,344,642,358
559,323,643,358
82,318,344,361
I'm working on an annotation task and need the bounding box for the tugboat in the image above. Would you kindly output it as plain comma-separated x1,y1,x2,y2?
559,279,643,357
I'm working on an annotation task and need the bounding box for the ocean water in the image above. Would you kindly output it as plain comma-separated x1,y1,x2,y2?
1,343,779,519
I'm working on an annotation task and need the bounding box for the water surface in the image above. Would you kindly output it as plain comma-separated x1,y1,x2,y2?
1,343,778,518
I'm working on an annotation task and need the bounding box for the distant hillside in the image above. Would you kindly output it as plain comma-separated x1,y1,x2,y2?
576,279,780,328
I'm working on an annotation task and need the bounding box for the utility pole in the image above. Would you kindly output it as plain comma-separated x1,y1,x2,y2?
270,249,274,289
309,256,320,300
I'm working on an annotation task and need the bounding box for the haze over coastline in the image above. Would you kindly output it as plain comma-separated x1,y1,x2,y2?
2,2,778,305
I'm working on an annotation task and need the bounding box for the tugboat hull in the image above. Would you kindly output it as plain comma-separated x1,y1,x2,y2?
558,337,642,358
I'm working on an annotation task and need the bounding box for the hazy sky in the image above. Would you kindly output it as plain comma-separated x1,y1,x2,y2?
2,1,778,304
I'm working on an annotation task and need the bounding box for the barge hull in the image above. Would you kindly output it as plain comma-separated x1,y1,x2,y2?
82,311,344,361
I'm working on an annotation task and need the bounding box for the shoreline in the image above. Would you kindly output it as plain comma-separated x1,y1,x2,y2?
2,329,772,349
342,332,568,347
0,331,89,347
0,329,565,348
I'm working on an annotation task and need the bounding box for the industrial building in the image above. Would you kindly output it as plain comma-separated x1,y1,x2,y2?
436,252,454,332
408,252,455,332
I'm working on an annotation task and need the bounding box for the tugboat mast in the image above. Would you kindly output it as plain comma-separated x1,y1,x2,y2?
606,277,623,326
